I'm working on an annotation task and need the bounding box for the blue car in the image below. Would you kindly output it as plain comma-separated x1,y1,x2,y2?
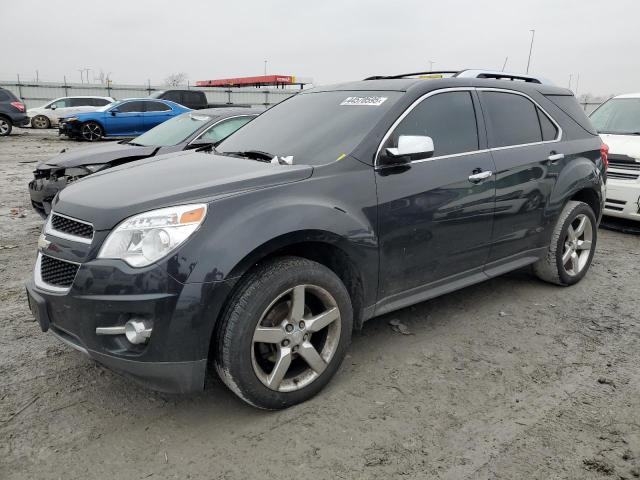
58,98,191,141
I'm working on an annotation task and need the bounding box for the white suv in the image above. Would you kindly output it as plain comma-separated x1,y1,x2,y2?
590,93,640,221
28,96,114,129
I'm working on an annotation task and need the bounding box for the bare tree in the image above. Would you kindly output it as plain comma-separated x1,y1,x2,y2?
96,69,106,84
164,72,188,87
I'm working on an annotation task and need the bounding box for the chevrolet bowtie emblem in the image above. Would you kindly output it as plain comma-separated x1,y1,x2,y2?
37,234,51,251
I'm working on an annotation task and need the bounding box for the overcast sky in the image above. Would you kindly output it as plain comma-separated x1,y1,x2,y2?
1,0,638,96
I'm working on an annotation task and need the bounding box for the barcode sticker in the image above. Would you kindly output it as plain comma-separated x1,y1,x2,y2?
340,96,388,106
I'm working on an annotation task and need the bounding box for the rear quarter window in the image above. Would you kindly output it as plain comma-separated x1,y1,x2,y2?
545,94,597,135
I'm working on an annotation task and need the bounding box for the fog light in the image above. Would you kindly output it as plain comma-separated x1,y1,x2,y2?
124,319,152,344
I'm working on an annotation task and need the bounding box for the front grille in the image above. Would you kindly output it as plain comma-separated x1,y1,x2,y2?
51,214,93,239
607,171,640,181
609,161,640,171
40,255,79,288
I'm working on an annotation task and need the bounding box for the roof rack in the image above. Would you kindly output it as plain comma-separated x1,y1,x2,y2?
364,69,554,85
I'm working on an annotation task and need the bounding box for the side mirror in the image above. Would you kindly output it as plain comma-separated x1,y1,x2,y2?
50,105,56,110
383,135,434,164
110,108,120,116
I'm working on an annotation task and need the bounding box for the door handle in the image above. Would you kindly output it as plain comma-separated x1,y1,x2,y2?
468,170,493,183
547,152,564,164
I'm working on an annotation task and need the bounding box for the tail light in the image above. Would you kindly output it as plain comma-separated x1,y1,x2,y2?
10,101,25,112
600,143,609,170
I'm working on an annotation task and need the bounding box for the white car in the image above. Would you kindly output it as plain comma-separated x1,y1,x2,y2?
590,93,640,221
27,96,114,129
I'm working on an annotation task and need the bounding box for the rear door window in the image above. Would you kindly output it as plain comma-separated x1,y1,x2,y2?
481,91,543,147
69,98,93,107
384,91,479,157
0,90,12,101
118,101,146,113
144,101,171,112
184,91,202,105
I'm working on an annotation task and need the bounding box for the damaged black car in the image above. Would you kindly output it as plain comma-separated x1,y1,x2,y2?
28,107,259,216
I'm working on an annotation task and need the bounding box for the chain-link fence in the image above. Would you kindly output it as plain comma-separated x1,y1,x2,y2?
0,79,299,109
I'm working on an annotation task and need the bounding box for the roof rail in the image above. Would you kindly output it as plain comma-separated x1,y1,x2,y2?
364,69,554,86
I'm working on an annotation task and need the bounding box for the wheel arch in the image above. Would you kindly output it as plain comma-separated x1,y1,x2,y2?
224,230,367,330
570,187,601,219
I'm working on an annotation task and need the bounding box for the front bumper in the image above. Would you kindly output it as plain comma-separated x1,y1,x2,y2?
58,121,81,138
28,177,67,217
26,249,236,393
604,179,640,221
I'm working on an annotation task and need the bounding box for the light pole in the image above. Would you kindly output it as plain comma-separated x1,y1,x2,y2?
264,60,267,76
526,29,535,73
428,60,434,71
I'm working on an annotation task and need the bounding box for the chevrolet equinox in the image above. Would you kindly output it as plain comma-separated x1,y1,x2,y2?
27,70,607,409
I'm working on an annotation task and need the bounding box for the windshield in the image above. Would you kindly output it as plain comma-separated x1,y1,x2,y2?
132,112,213,147
590,98,640,135
216,90,402,165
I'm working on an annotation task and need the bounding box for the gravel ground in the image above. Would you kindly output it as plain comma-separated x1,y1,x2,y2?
1,129,639,480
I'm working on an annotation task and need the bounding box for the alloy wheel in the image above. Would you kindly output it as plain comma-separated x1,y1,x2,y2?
251,284,341,392
0,119,9,135
81,123,102,141
32,116,49,129
562,213,593,276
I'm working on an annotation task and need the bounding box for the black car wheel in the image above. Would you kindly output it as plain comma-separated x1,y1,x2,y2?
31,115,51,129
214,256,353,409
81,121,103,141
0,117,12,136
533,200,597,286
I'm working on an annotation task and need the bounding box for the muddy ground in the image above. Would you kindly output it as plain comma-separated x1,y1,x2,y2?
0,129,639,480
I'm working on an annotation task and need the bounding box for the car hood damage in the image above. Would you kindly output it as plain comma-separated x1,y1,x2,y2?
38,142,158,170
53,151,314,230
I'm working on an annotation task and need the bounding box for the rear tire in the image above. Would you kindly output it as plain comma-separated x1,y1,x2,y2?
80,121,103,141
214,256,353,409
533,200,597,286
0,117,12,136
31,115,51,129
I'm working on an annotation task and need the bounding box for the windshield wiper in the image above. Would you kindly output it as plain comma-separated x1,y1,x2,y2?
219,150,275,162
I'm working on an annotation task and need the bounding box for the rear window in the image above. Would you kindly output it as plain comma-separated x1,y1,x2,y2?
0,90,14,101
545,94,597,135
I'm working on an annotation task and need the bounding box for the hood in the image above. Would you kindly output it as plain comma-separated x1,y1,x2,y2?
64,110,107,121
600,133,640,160
37,141,157,170
54,151,314,230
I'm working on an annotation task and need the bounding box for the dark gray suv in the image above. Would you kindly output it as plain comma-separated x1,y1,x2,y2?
26,70,607,409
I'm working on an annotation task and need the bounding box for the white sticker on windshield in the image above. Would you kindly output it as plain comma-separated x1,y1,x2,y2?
340,96,388,106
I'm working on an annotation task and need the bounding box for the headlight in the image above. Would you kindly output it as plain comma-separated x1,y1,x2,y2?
83,164,107,173
65,117,78,122
98,204,207,267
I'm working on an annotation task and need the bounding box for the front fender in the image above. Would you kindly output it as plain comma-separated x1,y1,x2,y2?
171,157,379,305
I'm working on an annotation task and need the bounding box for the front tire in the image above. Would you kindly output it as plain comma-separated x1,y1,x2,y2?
80,121,103,141
214,257,353,409
31,115,51,129
533,200,597,286
0,117,12,136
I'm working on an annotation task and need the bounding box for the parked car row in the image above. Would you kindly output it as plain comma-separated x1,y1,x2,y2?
25,69,609,409
28,107,260,215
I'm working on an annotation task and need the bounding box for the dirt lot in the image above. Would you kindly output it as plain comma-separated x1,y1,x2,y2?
1,129,639,480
